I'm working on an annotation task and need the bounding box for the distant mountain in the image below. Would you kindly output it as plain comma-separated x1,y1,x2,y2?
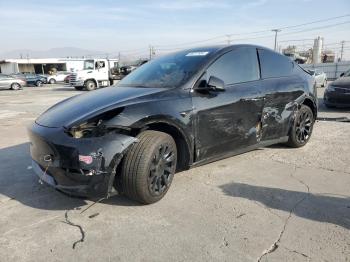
0,47,106,59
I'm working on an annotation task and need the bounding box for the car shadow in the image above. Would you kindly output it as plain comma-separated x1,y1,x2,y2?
0,143,139,210
220,182,350,229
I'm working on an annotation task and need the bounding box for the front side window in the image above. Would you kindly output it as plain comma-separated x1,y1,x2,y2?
205,48,259,85
96,61,105,69
258,49,294,78
83,60,94,70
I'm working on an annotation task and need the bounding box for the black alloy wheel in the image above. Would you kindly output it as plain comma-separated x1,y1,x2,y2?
120,130,177,204
287,105,314,147
148,144,176,196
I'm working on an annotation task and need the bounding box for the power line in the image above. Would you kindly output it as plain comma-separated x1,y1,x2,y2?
278,14,350,30
80,14,350,58
154,14,350,49
279,21,350,36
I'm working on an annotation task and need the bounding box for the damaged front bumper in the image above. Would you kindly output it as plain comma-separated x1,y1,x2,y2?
28,122,137,198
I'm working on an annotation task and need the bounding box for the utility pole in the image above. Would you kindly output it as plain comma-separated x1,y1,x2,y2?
272,29,281,51
149,45,153,60
226,34,232,45
340,40,345,62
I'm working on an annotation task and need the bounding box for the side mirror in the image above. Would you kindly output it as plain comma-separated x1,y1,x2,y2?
207,76,225,91
340,72,344,77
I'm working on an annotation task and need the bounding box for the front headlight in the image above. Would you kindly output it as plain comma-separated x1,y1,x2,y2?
68,108,125,138
326,85,335,92
69,120,104,138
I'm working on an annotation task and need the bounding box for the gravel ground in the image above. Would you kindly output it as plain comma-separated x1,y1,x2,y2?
0,84,349,262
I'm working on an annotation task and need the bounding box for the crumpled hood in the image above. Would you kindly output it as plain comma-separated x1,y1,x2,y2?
36,86,166,128
332,76,350,88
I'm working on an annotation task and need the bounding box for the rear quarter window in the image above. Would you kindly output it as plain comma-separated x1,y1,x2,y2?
258,49,294,79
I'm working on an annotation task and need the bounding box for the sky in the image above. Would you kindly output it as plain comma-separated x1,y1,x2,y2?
0,0,349,59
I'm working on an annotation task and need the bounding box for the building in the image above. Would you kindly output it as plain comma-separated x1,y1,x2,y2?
0,58,86,74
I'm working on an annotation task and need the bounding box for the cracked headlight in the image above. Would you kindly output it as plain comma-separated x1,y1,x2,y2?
69,120,104,138
68,107,125,138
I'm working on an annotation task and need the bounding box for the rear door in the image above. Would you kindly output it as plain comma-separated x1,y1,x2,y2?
192,47,265,161
257,49,304,140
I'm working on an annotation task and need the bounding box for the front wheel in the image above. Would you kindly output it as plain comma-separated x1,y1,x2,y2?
120,131,177,204
49,78,56,84
36,80,43,87
85,80,97,91
10,83,21,90
286,105,314,148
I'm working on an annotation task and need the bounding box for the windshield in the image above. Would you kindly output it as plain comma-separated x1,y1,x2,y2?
83,60,94,70
117,50,211,88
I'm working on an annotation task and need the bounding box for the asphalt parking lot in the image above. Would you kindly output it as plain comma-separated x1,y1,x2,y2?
0,84,349,262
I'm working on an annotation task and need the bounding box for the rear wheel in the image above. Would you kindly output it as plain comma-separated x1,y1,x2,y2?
49,78,56,84
287,105,314,148
120,130,177,204
35,80,43,87
85,80,97,91
10,83,21,90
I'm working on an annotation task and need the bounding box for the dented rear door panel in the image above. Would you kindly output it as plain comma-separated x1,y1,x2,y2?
260,76,305,140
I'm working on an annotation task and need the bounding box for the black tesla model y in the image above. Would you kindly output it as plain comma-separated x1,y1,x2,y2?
28,45,317,204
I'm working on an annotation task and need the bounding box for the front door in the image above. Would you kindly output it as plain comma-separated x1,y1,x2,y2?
192,47,265,161
95,60,109,81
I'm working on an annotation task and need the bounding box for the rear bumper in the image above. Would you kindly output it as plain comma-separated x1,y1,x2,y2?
28,122,137,198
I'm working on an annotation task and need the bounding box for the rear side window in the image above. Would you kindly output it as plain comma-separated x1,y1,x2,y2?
258,49,294,78
206,48,259,85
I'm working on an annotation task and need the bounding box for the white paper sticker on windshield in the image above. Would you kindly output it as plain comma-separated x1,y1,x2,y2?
186,51,209,57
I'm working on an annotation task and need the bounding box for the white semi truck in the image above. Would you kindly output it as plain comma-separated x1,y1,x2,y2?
69,58,120,91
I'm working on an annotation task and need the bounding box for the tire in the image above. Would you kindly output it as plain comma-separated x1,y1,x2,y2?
36,80,43,87
10,83,21,90
85,80,97,91
286,105,314,148
120,130,177,204
49,78,56,84
74,86,84,91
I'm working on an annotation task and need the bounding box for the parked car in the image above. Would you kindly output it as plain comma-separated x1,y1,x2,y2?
28,44,317,204
308,69,327,87
340,68,350,77
12,73,47,87
47,72,71,84
0,73,26,90
324,70,350,108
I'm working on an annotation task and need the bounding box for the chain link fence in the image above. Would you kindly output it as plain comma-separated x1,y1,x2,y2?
301,62,350,80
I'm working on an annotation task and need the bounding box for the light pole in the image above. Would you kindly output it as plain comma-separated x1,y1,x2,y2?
272,29,281,51
340,40,345,62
